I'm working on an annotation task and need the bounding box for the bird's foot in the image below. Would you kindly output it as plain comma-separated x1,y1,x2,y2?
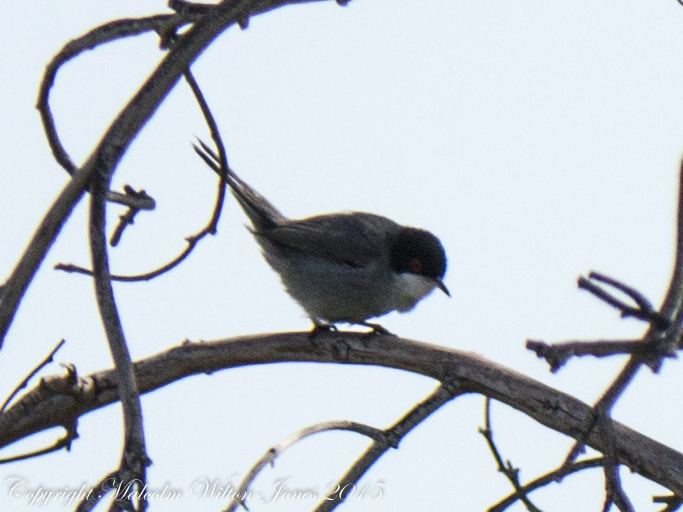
308,322,338,345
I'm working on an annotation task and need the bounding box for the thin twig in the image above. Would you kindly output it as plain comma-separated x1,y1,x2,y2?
183,67,229,233
526,339,643,372
110,186,155,246
225,421,388,512
479,398,542,512
0,424,77,465
588,272,654,316
0,339,65,414
488,457,604,511
55,236,203,281
37,15,179,176
578,273,668,329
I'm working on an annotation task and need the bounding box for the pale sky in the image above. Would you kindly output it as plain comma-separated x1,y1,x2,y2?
2,1,683,510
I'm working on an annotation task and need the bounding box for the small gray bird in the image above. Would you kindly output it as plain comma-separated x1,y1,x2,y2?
194,141,449,333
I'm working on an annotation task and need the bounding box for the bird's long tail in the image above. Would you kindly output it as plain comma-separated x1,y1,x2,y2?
192,139,285,231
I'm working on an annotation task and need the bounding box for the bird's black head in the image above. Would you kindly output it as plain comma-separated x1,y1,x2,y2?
391,227,448,294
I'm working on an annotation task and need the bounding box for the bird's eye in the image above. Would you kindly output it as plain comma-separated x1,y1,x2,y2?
408,258,422,274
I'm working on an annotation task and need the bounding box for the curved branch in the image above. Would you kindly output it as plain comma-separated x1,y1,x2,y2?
647,159,683,360
0,331,681,496
55,231,208,282
226,420,388,512
37,14,179,175
659,160,683,324
83,160,150,510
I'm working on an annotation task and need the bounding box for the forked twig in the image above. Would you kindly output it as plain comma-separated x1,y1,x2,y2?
578,272,668,329
479,398,541,512
526,338,643,373
110,186,155,246
528,272,672,372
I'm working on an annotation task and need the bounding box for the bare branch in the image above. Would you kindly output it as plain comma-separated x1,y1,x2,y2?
587,272,657,319
226,421,388,512
37,15,179,176
75,470,119,512
87,163,150,510
489,457,604,512
526,339,643,372
524,162,683,507
553,355,645,512
55,235,204,282
0,363,81,464
183,67,229,234
0,424,77,465
0,339,65,414
110,186,155,246
479,398,541,512
1,332,681,496
579,272,669,330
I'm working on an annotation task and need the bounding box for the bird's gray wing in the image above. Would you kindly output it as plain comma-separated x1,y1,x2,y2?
256,212,401,267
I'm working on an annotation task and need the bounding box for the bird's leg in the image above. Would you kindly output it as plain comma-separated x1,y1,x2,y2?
307,320,338,345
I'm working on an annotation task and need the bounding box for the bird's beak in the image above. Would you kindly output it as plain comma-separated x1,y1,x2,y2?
435,279,450,297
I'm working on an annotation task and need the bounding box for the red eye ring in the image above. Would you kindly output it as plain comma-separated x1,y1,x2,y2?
408,258,422,274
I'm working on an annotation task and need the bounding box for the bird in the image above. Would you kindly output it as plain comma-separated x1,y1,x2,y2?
193,140,449,334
